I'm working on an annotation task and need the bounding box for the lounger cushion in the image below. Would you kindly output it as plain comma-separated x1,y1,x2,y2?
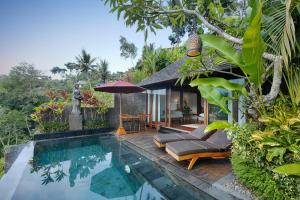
206,129,231,149
166,140,220,156
153,133,197,144
189,125,215,139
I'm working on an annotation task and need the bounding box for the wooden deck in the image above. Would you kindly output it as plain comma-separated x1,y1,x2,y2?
119,130,232,184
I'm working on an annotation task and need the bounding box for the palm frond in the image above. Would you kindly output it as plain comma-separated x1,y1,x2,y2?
263,0,299,68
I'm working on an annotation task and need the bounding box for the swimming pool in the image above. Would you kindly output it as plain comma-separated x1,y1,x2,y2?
1,134,214,200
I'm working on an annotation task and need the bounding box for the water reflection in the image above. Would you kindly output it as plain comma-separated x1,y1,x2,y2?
30,137,109,187
21,135,210,200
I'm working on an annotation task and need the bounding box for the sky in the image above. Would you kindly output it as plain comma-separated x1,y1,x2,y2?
0,0,174,76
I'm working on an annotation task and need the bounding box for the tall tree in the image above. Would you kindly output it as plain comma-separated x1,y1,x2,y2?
119,36,138,65
50,66,67,79
74,49,97,88
104,0,299,108
98,60,110,83
0,63,48,114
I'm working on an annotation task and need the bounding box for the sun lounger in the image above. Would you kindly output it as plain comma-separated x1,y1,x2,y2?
153,125,215,148
165,130,231,170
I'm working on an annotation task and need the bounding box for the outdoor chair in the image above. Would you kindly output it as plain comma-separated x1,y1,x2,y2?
120,114,134,132
153,125,215,148
165,130,231,170
138,114,148,132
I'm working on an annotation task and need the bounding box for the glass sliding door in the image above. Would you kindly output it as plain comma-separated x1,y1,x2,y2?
208,89,229,123
207,78,246,124
147,89,167,124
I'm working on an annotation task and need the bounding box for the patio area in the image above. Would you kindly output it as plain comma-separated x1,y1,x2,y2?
118,129,246,200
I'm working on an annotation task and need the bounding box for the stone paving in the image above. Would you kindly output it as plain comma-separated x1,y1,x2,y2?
120,131,232,183
119,130,253,200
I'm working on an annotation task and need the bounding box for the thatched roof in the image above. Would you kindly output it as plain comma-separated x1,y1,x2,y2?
139,57,233,88
139,58,187,87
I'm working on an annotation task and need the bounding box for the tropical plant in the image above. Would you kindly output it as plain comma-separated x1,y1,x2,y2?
119,36,137,66
250,107,300,165
97,59,110,83
73,49,97,89
0,157,4,177
0,108,29,157
229,117,300,199
263,0,299,68
128,69,148,84
284,66,300,111
31,90,70,132
273,163,300,176
50,67,67,76
104,0,300,116
0,63,49,114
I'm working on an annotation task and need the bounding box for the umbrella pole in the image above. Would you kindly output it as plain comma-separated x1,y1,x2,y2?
116,93,126,135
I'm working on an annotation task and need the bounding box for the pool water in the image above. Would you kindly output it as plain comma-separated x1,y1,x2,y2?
10,134,213,200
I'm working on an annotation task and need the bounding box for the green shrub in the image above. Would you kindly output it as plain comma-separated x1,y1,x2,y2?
229,121,300,199
84,119,107,129
0,157,4,177
42,121,69,133
232,153,289,200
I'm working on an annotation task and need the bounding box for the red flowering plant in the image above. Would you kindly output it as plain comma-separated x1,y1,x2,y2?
81,91,100,108
81,90,110,123
31,90,70,132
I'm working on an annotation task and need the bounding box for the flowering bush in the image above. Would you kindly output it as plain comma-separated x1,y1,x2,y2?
31,90,70,132
81,90,111,120
229,98,300,199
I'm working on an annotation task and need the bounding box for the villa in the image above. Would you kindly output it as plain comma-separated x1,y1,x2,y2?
1,0,299,199
138,58,246,131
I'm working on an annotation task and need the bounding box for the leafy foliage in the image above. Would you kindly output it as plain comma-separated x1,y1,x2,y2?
0,157,4,177
231,153,293,200
228,99,300,199
119,36,137,60
284,67,300,111
42,121,69,133
84,119,108,129
0,108,29,158
0,63,49,114
204,120,231,133
273,163,300,176
97,59,110,83
31,91,69,133
104,0,249,42
263,0,299,68
129,44,186,83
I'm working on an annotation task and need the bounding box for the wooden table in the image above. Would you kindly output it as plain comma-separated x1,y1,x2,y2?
120,115,147,133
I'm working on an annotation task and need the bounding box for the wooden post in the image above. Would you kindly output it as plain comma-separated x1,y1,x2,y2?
180,89,183,111
204,99,209,125
116,93,126,135
168,88,172,127
149,93,153,128
165,89,168,125
155,94,158,127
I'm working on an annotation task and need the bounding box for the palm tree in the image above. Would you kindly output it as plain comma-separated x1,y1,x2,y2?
50,67,67,79
98,60,110,83
75,49,97,88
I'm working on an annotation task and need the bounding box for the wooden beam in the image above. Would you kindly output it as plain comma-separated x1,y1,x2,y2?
204,99,209,125
149,93,153,127
180,89,183,111
165,89,168,124
155,94,158,123
168,88,172,127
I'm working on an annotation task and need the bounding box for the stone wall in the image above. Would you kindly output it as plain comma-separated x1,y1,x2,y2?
106,93,147,128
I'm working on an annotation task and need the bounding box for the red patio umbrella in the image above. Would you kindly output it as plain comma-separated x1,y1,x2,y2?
94,80,146,135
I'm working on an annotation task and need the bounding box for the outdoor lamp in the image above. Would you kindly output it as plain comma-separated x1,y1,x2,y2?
186,33,202,57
